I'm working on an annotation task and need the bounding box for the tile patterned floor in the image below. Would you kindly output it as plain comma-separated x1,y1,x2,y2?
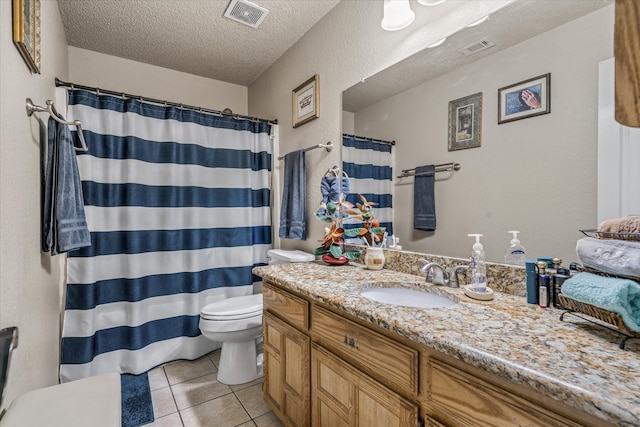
147,350,284,427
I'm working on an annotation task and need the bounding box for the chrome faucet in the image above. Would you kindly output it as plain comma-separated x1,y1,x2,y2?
419,259,468,288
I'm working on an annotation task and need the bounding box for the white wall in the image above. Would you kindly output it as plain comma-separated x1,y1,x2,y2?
0,0,69,403
249,0,511,252
69,47,248,114
354,6,613,263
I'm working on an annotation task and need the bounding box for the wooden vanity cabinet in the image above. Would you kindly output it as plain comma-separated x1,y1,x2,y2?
311,342,419,427
263,284,311,427
423,357,584,427
262,281,614,427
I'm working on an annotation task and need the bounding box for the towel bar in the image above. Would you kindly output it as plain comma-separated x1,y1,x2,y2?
25,98,88,152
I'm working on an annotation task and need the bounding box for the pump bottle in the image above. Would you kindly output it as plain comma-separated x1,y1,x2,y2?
504,231,526,266
468,234,487,292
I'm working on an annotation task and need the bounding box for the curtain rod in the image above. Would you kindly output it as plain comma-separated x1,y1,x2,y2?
278,141,332,160
397,162,461,178
55,78,278,126
342,133,396,146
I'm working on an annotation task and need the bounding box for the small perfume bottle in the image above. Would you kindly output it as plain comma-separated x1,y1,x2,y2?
537,261,550,308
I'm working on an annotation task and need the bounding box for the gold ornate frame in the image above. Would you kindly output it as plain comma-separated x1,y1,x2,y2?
13,0,41,74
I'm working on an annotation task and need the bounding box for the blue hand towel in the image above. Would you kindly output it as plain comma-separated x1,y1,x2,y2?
561,272,640,332
316,176,341,216
413,165,436,231
320,177,340,204
279,149,306,240
42,115,91,255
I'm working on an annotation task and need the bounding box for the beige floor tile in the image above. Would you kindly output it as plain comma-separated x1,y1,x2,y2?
148,411,183,427
164,356,217,385
180,393,250,427
151,386,178,419
171,372,233,410
237,422,257,427
253,412,285,427
148,366,169,391
208,350,221,368
235,383,272,419
229,377,263,392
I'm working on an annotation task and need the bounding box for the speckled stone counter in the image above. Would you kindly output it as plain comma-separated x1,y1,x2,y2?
253,261,640,427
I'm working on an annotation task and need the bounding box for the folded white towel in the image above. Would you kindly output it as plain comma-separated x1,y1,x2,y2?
576,237,640,279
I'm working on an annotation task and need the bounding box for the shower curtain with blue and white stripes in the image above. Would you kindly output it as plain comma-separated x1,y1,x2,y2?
60,90,272,382
342,135,393,236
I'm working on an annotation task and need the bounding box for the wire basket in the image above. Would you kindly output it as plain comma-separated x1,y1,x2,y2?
580,229,640,241
558,294,639,349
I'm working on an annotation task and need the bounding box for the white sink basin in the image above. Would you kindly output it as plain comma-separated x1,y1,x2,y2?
360,287,457,309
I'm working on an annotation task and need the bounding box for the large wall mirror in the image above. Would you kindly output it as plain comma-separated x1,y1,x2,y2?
342,0,615,264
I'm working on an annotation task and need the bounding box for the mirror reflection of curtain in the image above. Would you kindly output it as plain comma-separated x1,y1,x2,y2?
60,89,272,382
342,135,393,238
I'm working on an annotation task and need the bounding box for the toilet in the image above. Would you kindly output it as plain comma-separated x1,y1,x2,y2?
199,249,314,385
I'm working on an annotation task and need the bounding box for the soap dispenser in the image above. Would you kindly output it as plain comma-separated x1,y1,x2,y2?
468,234,487,292
504,231,526,266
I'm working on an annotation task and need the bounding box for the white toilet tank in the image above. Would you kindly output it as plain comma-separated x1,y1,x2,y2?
267,249,315,265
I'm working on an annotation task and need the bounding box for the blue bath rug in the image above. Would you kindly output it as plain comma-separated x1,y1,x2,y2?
121,372,154,427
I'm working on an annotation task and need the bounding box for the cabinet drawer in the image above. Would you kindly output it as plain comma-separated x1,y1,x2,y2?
263,282,309,331
428,358,581,427
311,305,418,395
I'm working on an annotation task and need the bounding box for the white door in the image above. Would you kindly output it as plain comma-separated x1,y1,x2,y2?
598,58,640,223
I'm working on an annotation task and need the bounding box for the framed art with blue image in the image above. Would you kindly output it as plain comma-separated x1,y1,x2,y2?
498,73,550,124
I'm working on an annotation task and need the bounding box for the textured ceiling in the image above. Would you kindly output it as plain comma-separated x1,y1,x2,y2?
343,0,612,113
57,0,341,86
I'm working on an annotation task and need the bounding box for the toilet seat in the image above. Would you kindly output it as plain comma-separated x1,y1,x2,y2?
201,294,263,321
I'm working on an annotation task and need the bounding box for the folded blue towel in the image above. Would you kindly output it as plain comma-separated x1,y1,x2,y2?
561,272,640,332
321,177,340,204
413,165,436,231
316,176,340,216
279,149,306,240
43,115,91,255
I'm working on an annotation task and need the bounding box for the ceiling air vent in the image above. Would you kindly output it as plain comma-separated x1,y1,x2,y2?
224,0,269,29
458,38,496,56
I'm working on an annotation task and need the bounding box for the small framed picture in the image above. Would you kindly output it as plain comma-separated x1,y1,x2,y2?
12,0,41,74
292,74,319,128
448,92,482,151
498,73,550,124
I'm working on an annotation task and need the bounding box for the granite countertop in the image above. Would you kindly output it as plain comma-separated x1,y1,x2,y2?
253,261,640,427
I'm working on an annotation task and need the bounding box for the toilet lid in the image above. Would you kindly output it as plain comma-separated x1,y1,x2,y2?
201,294,263,320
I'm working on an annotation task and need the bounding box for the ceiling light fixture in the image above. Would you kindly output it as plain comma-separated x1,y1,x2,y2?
381,0,415,32
427,37,447,48
417,0,447,6
467,15,490,27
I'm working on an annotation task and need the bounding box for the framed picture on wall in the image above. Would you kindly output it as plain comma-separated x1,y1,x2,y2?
292,74,319,128
498,73,550,124
448,92,482,151
12,0,41,74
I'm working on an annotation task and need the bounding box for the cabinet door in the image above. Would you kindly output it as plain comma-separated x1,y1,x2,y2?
614,0,640,127
264,311,310,427
428,358,582,427
311,343,419,427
